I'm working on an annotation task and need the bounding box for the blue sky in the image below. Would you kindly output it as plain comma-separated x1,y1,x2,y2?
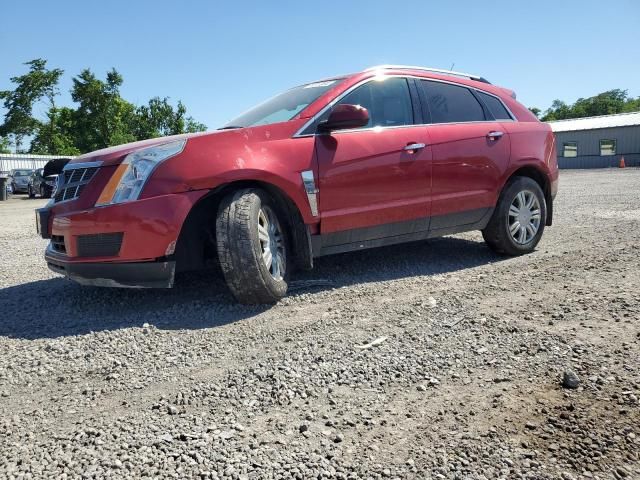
1,0,639,130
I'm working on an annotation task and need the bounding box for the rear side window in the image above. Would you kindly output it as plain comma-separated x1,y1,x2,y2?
477,91,513,120
420,80,485,123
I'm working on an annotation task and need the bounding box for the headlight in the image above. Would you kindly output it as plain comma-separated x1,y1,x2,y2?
96,139,186,206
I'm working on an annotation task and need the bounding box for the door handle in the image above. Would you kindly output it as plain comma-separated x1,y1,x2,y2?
486,131,504,141
404,143,426,152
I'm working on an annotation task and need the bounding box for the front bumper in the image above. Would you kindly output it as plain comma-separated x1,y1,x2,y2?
39,190,207,288
46,248,176,288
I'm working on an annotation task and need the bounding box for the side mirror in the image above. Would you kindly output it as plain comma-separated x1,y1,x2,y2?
318,104,369,133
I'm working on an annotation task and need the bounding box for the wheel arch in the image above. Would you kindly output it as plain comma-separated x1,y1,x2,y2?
503,165,553,226
174,179,313,274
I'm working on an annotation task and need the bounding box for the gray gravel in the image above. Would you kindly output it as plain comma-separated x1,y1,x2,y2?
1,169,639,479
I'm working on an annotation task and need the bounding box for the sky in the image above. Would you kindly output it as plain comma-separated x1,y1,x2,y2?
1,0,639,130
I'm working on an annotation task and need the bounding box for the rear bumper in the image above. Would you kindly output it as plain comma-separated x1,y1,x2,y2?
46,247,176,288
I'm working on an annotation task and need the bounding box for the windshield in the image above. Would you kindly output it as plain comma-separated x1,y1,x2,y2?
223,78,345,129
13,170,32,177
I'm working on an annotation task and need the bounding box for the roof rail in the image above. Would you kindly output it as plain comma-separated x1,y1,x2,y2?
364,65,491,84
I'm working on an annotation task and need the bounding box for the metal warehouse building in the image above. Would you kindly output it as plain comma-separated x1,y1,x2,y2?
0,153,76,174
548,112,640,169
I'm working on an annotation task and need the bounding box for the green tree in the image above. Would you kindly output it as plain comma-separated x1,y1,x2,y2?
0,136,11,154
3,60,207,154
133,97,206,139
30,107,81,156
0,59,63,152
528,107,541,118
70,68,137,152
541,89,640,121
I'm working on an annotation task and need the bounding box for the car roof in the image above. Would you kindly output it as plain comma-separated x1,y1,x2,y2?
361,64,491,84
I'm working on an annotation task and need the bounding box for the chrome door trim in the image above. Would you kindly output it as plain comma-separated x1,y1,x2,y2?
301,170,319,217
293,74,516,138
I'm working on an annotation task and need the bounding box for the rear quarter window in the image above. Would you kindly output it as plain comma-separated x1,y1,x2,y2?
477,91,513,120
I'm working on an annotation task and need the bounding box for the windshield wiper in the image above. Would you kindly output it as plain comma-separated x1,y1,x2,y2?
217,125,244,130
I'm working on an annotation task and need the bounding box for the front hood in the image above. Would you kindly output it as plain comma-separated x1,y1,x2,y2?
67,131,211,167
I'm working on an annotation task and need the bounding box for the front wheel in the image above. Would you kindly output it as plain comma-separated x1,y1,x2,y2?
216,188,289,304
28,186,35,198
482,176,546,256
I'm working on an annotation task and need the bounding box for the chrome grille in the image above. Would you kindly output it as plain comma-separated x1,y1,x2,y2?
54,166,99,203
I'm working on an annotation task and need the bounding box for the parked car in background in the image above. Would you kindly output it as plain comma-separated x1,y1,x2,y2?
36,65,558,304
9,169,33,194
28,168,58,198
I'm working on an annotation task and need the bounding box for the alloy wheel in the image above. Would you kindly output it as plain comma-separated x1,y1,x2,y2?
508,190,541,244
257,206,286,281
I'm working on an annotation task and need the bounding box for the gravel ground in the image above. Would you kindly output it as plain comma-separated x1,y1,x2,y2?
0,169,639,480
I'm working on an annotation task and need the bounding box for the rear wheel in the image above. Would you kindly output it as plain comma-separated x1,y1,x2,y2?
482,176,546,256
216,188,289,304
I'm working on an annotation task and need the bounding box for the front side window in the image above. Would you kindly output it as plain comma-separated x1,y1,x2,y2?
600,139,616,156
477,91,513,120
335,77,414,129
223,78,345,128
420,80,485,123
302,77,415,134
563,142,577,157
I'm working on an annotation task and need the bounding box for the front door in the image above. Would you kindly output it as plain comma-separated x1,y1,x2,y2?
315,77,432,243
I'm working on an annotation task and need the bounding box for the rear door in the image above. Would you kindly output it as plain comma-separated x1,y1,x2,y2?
418,80,511,232
315,76,432,240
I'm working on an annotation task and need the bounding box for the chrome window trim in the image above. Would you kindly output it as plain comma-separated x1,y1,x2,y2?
293,74,516,138
62,160,104,171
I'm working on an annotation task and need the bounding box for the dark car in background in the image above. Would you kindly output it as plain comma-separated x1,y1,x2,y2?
28,168,58,198
9,169,33,194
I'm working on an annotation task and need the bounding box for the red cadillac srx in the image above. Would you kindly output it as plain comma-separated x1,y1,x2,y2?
37,65,558,304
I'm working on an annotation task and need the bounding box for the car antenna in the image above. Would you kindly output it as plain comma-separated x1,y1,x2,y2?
450,62,455,71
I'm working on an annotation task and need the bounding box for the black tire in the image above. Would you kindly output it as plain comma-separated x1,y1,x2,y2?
482,176,546,256
28,186,35,198
216,188,289,304
42,186,52,199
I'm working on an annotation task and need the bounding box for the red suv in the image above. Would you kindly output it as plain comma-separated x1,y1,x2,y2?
37,65,558,304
